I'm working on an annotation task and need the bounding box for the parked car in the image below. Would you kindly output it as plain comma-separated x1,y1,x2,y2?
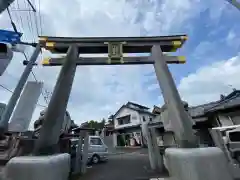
71,135,108,164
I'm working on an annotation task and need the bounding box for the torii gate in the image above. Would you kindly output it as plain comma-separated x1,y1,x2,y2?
30,35,197,155
0,34,197,155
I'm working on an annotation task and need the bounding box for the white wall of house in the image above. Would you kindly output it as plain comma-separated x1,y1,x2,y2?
114,107,153,129
139,112,154,123
114,107,140,129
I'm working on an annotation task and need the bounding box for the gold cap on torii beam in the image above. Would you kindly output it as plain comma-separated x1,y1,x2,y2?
42,57,50,65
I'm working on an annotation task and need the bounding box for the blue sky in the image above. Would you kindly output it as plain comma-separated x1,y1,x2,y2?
0,0,240,127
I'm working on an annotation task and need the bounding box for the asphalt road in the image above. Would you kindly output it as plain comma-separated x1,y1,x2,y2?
78,149,168,180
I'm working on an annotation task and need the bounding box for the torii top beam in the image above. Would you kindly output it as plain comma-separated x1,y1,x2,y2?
38,35,188,54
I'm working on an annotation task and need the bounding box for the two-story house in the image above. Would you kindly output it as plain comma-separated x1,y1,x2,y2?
112,102,155,147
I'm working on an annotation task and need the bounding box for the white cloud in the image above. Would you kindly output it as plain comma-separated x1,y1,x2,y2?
226,29,240,49
146,55,240,107
0,0,232,129
178,55,240,106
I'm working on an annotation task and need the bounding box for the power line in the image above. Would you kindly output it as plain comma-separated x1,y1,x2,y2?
27,1,36,42
0,84,13,93
8,2,49,107
26,0,36,12
31,71,49,105
37,0,43,35
22,0,34,42
23,52,50,105
33,6,40,37
16,0,25,34
25,1,48,105
0,84,46,108
6,7,18,33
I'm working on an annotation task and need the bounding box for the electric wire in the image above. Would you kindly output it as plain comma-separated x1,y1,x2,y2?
22,52,51,105
0,84,46,108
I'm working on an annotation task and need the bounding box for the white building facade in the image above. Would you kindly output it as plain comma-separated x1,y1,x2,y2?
112,102,155,147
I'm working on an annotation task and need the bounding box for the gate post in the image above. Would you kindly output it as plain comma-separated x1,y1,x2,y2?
33,45,78,155
151,45,197,148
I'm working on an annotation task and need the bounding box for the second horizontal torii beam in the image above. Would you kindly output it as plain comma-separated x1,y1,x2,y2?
41,55,186,66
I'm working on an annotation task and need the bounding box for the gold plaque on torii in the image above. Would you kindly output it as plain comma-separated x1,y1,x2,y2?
104,42,126,64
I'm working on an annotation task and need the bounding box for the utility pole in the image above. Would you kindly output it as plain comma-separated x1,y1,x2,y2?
0,45,41,134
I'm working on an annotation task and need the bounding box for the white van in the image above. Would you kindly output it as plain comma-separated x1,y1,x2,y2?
71,135,108,164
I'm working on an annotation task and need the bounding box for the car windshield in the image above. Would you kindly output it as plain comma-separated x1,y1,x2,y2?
71,138,84,146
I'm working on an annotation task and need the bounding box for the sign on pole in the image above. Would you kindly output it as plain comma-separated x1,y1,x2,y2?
0,29,22,44
0,29,23,76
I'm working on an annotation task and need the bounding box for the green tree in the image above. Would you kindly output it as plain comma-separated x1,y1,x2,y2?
100,118,106,129
88,120,95,128
81,119,107,130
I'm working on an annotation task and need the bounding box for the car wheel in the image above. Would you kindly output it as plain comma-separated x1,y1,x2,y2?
92,155,100,164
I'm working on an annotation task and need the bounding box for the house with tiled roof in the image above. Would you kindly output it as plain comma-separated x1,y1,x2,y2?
151,90,240,148
188,89,240,146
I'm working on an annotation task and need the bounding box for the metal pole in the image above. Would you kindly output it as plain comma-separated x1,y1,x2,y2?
151,45,197,148
33,45,78,155
0,44,41,133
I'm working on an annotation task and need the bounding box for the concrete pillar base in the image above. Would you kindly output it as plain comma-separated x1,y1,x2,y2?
3,153,70,180
165,147,234,180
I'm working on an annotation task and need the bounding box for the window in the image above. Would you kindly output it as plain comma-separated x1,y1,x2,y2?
149,117,152,122
117,115,131,125
228,131,240,142
118,119,123,125
143,116,146,122
90,137,103,145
